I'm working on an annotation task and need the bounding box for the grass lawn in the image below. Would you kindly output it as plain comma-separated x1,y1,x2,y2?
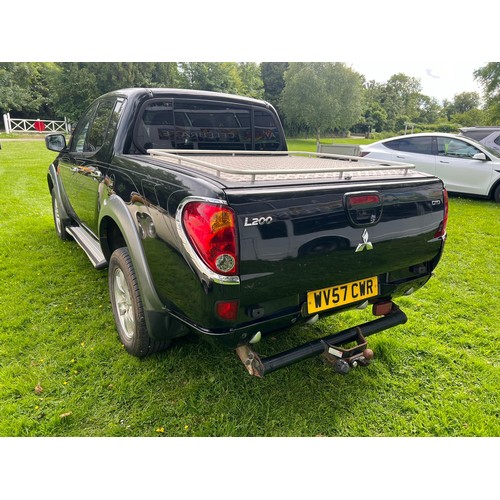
287,136,375,152
0,139,499,438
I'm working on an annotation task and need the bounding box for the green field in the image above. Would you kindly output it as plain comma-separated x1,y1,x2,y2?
0,139,499,437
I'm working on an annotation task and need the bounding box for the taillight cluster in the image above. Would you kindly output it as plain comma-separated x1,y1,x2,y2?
182,201,238,276
434,188,449,239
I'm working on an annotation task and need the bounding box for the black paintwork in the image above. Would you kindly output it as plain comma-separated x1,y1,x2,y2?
46,88,447,355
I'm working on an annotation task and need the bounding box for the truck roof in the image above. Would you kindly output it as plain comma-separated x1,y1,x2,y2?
101,87,273,108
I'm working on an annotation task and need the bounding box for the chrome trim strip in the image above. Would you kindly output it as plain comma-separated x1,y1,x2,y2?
175,196,240,285
224,178,441,197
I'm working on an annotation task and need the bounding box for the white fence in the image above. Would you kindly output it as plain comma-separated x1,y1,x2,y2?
2,113,71,134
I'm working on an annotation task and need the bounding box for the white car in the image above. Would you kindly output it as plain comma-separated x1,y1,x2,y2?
360,133,500,202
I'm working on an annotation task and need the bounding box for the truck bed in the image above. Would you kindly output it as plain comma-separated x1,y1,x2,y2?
147,149,420,183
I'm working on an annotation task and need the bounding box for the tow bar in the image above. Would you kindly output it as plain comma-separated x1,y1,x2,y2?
236,302,407,377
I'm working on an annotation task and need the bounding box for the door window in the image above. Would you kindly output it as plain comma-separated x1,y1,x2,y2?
384,136,433,155
71,103,97,153
437,137,481,159
70,99,117,153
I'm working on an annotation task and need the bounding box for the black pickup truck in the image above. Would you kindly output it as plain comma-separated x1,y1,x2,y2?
45,88,448,377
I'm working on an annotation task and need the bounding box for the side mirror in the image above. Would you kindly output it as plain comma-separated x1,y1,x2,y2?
472,152,487,161
45,134,67,152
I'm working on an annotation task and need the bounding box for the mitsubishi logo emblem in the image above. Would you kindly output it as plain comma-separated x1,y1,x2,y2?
355,229,374,252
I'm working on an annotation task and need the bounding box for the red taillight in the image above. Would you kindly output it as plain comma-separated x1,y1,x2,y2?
434,188,449,238
347,194,381,207
182,202,238,276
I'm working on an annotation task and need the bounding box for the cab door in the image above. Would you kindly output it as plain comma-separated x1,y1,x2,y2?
58,98,122,235
435,136,493,196
381,135,437,175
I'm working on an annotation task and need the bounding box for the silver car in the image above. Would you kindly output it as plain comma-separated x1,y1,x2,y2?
360,132,500,202
460,126,500,153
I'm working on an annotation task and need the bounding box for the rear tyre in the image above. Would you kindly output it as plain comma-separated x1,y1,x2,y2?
109,247,170,357
51,189,71,240
493,184,500,203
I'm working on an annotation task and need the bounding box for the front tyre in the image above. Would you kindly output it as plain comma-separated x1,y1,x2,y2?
109,247,170,357
51,189,71,240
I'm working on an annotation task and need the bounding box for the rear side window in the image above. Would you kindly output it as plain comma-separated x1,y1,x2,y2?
384,137,433,155
254,110,281,150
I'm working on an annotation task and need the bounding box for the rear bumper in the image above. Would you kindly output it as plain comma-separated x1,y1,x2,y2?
236,302,408,377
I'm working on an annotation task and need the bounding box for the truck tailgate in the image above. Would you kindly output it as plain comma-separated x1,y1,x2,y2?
225,178,446,315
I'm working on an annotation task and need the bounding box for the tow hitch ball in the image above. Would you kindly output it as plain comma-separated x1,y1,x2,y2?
322,329,374,375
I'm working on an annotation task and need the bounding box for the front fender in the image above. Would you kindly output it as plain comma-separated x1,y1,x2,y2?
47,163,70,223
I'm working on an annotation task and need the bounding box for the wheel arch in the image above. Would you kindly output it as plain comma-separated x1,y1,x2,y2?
488,177,500,202
48,164,71,222
98,195,164,314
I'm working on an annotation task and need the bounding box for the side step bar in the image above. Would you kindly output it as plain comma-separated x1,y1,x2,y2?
236,303,407,377
66,226,107,269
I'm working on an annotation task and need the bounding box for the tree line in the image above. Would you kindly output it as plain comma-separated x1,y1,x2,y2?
1,62,498,139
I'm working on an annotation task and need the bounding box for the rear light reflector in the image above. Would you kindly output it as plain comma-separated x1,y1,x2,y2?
216,300,239,321
372,300,393,316
182,201,238,276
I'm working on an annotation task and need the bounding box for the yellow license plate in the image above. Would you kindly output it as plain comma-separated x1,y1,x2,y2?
307,276,379,314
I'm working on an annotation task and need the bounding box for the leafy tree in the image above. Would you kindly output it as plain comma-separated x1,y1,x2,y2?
49,62,183,121
49,63,99,121
280,62,363,145
417,95,441,124
149,62,182,87
85,62,181,93
260,62,288,115
442,91,481,120
179,62,242,94
452,91,481,113
363,101,388,133
379,73,422,130
178,62,264,98
0,62,58,117
474,63,500,98
474,63,500,122
451,108,488,127
236,63,264,99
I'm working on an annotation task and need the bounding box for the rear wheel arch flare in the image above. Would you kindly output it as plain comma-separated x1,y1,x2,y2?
98,195,164,312
100,216,126,261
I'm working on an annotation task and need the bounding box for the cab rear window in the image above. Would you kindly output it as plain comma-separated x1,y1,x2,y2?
134,99,282,152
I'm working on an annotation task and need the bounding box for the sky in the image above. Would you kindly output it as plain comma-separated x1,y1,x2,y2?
349,61,486,103
2,3,492,106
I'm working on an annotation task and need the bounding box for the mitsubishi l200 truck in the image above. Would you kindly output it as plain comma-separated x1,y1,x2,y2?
45,88,447,377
